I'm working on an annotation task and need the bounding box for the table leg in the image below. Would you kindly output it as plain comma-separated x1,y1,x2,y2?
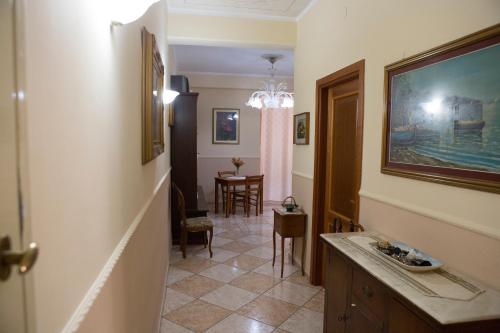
272,229,276,267
281,236,285,278
291,237,295,266
215,180,219,214
301,236,305,276
260,184,264,214
225,184,231,218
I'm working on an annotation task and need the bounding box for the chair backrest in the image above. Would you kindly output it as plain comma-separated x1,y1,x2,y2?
172,182,187,226
218,170,236,177
245,175,264,192
332,213,364,233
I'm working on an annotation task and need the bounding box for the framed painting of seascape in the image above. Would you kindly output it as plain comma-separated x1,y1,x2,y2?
382,24,500,193
212,108,240,144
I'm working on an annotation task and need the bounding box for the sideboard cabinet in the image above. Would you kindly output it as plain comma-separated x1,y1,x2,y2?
323,238,500,333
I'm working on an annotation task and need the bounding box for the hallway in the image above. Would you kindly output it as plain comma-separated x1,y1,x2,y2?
161,204,324,333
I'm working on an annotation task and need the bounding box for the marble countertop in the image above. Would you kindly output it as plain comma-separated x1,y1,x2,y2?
321,232,500,325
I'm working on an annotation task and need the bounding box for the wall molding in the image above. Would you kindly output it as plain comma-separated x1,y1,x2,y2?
359,189,500,242
291,170,314,180
167,6,296,22
198,155,260,159
296,0,319,21
61,168,171,333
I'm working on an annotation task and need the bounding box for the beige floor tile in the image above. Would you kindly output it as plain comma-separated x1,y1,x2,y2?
197,248,240,263
245,246,280,260
216,230,251,240
304,289,325,313
206,313,274,333
225,254,269,271
272,329,289,333
163,288,195,315
253,261,299,279
240,234,273,245
170,275,224,298
165,300,231,333
199,264,247,283
213,227,227,235
265,281,319,306
219,241,257,253
200,285,259,311
230,272,279,294
285,271,320,289
237,295,299,327
160,318,194,333
211,236,234,247
173,257,218,274
166,267,194,286
279,308,323,333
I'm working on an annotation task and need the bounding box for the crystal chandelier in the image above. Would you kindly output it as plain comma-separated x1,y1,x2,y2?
246,55,294,110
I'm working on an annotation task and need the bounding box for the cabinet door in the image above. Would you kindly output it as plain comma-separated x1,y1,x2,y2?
346,296,383,333
325,248,351,333
388,298,435,333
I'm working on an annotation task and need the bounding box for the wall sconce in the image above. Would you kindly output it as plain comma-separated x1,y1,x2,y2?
163,89,179,105
110,0,160,26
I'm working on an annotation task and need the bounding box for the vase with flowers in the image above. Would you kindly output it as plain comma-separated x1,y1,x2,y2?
231,157,245,175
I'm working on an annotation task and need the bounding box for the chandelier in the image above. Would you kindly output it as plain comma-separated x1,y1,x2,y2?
246,55,294,110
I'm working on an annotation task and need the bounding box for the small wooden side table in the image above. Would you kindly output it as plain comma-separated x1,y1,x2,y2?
272,208,307,278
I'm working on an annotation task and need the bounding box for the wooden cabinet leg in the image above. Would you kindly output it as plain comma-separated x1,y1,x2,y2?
301,236,305,276
281,236,285,278
272,229,276,267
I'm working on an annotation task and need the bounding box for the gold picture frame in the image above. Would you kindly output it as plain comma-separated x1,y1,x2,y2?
381,24,500,193
293,112,310,145
141,27,165,164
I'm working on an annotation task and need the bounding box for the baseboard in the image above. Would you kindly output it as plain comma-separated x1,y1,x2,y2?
61,169,171,333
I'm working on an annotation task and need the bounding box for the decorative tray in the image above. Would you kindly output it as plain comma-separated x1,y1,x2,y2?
371,240,443,272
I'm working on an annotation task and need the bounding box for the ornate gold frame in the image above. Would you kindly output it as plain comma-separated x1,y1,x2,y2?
293,112,310,145
381,24,500,193
141,27,165,164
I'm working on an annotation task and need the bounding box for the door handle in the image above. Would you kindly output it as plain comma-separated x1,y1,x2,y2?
0,235,39,281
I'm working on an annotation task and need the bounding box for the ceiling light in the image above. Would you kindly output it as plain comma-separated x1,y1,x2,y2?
110,0,159,26
163,89,179,104
246,55,294,110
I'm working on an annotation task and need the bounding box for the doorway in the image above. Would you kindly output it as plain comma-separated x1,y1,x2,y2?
310,60,365,285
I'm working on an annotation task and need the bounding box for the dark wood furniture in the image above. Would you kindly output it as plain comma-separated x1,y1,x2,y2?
172,183,213,259
272,208,307,278
214,176,264,218
232,175,264,217
217,171,236,213
171,76,207,244
322,238,500,333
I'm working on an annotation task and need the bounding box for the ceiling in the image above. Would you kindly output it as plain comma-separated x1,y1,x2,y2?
172,45,294,77
168,0,314,19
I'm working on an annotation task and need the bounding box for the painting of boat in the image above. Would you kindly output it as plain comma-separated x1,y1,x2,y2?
382,25,500,193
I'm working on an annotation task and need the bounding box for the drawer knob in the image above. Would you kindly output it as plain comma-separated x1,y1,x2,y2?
362,285,373,298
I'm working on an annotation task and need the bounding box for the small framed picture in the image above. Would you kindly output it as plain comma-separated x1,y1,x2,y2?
294,112,310,145
212,108,240,144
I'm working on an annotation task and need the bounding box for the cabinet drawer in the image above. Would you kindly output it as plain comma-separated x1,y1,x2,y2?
352,268,386,320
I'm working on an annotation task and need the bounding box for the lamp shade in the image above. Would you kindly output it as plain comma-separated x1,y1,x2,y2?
163,89,179,104
110,0,159,25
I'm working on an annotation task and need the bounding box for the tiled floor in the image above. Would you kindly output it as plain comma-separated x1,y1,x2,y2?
160,204,324,333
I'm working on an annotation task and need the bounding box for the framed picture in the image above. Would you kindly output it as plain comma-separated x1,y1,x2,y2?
212,108,240,144
141,27,165,164
294,112,310,145
382,24,500,193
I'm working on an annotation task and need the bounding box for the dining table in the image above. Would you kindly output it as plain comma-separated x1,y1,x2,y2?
214,176,264,218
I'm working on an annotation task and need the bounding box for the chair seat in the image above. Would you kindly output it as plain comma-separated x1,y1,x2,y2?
185,216,214,232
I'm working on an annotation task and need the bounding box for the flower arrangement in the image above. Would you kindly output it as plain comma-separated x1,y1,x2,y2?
231,157,245,175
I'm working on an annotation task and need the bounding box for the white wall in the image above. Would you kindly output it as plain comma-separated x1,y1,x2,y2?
191,76,262,203
24,1,171,332
293,0,500,288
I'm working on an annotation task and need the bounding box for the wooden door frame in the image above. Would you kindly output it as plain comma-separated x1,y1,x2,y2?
310,60,365,285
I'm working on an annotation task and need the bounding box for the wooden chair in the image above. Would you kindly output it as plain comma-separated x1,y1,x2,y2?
231,175,264,217
172,183,214,259
218,170,236,213
332,213,365,233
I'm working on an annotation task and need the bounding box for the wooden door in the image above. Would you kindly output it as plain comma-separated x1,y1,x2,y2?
323,79,360,234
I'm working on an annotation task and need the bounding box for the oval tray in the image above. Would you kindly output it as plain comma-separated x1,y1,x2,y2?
371,241,443,272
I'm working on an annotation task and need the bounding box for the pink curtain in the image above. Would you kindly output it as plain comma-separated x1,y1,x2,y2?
260,108,293,202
